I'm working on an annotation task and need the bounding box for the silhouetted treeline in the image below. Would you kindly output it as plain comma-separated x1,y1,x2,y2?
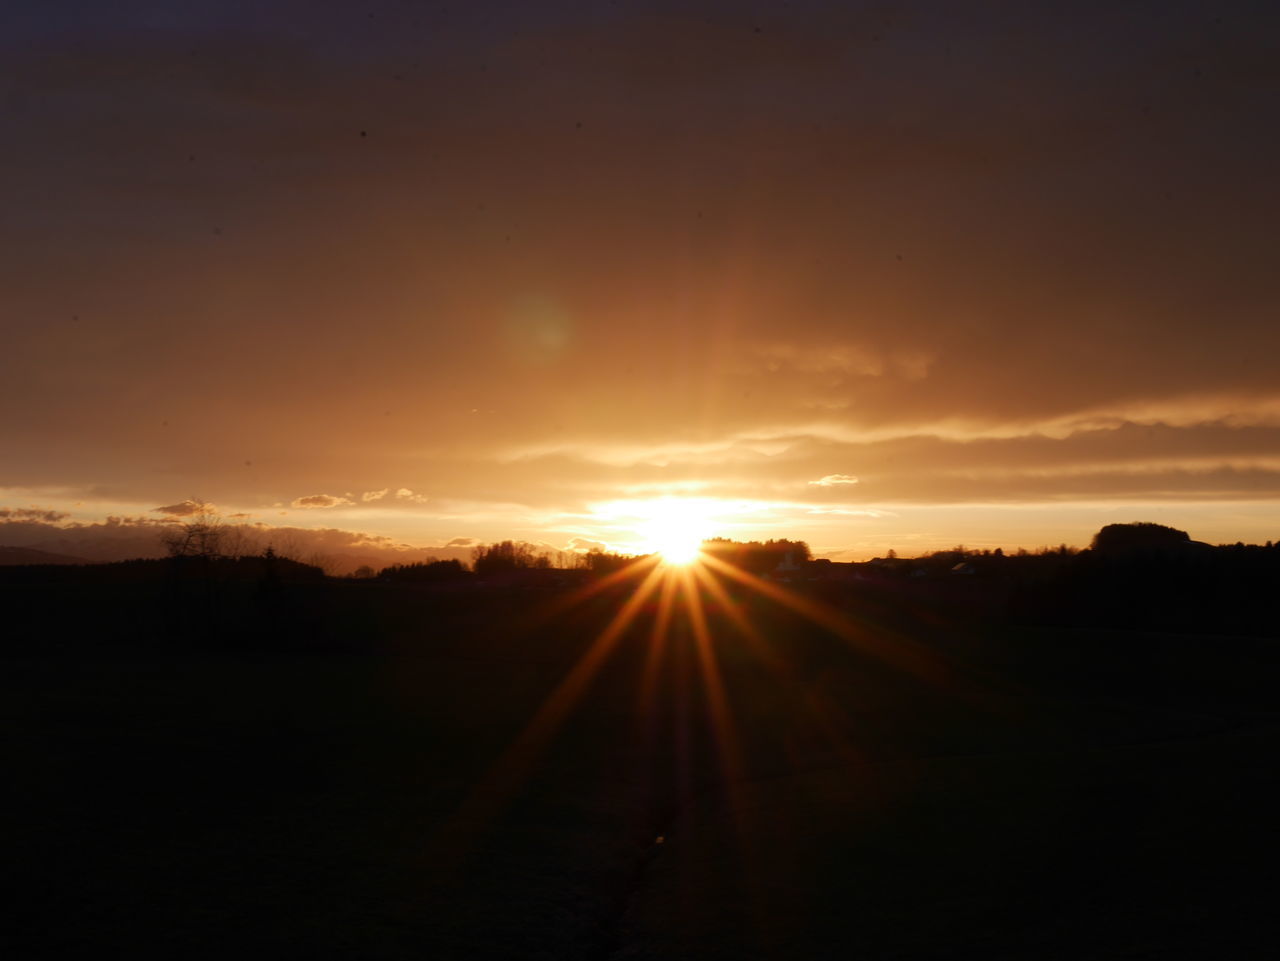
1004,540,1280,636
841,524,1280,637
489,537,816,577
0,553,324,587
375,559,468,583
471,540,556,575
0,553,331,652
702,537,812,574
5,523,1278,654
576,548,635,574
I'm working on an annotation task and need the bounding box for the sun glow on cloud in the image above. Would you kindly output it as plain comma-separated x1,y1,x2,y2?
809,474,859,487
586,497,769,564
645,519,705,565
633,499,715,565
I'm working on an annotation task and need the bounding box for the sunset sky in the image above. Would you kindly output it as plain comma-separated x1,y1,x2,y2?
4,1,1279,564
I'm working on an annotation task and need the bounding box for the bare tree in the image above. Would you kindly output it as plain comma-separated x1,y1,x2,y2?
305,551,339,576
218,524,260,560
161,501,226,558
267,531,304,563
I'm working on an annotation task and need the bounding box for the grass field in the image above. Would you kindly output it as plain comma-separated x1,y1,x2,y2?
6,577,1278,959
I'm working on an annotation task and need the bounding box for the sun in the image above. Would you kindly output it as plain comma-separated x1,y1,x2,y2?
652,527,704,566
638,498,713,566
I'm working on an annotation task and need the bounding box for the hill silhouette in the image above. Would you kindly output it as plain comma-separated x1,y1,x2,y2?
0,545,87,565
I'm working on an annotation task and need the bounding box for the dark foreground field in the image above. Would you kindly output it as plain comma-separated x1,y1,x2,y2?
6,572,1279,959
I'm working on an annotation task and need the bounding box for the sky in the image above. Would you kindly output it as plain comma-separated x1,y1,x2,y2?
3,0,1279,564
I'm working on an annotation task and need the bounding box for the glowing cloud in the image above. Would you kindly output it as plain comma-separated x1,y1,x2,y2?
808,474,859,487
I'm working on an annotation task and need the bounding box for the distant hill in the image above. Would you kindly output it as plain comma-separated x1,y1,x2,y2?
0,545,88,566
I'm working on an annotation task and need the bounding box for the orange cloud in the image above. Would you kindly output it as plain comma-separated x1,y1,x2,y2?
290,494,354,509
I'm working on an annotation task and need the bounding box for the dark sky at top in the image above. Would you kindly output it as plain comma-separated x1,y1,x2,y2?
3,1,1278,556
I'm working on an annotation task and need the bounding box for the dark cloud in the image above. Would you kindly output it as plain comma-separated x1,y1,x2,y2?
0,507,69,523
152,500,212,517
845,466,1280,505
493,419,1280,507
0,513,472,574
0,514,175,562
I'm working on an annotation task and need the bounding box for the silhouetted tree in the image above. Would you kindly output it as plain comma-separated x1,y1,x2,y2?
703,538,812,574
161,502,225,558
577,549,636,574
304,552,338,576
471,541,550,576
1090,522,1192,554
